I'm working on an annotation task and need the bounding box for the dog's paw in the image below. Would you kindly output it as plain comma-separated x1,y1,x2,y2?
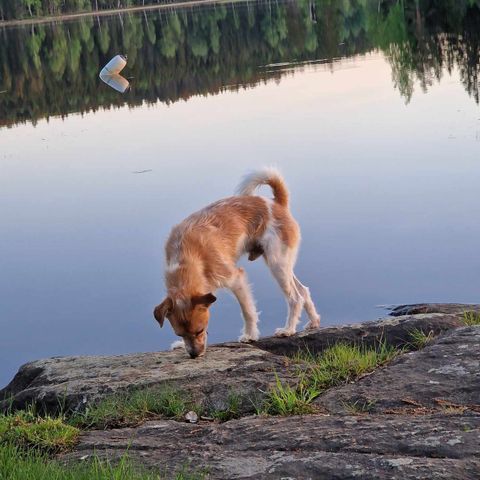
238,332,259,343
304,317,321,331
274,327,295,337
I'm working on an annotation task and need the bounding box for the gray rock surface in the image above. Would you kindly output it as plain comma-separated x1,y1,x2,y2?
59,323,480,479
316,326,480,414
64,414,480,479
389,303,480,316
254,312,463,356
2,308,467,413
0,343,296,414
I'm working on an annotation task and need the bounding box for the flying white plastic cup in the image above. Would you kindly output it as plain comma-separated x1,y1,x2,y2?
99,54,129,93
99,72,130,93
100,54,127,76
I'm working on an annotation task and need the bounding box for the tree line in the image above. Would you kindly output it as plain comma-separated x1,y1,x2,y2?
0,0,192,20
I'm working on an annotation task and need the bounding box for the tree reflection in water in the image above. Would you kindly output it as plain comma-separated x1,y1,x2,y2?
1,0,480,128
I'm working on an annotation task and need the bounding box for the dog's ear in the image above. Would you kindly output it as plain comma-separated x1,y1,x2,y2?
153,297,173,327
191,293,217,308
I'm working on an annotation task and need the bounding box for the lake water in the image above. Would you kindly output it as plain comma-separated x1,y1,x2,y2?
1,0,479,388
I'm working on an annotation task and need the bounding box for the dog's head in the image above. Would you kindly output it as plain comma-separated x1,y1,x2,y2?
153,293,216,358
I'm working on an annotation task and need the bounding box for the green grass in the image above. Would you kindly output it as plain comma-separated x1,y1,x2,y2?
262,342,401,416
70,386,195,429
408,328,435,349
0,409,79,454
0,443,207,480
71,386,248,428
209,392,242,422
463,311,480,326
305,342,400,391
342,398,377,415
0,401,208,480
261,373,318,416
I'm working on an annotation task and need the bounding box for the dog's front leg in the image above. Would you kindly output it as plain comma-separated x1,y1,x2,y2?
227,268,260,342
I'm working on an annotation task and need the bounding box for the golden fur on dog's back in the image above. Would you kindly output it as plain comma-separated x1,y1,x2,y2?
164,196,270,296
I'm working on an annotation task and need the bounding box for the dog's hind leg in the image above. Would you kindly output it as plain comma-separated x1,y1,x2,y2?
293,275,321,330
265,248,305,337
227,268,260,342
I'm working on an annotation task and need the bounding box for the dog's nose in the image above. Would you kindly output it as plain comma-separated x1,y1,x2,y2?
189,349,205,359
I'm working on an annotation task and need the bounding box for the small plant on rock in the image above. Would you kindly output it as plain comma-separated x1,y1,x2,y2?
409,328,435,349
262,373,318,416
210,392,242,422
342,398,377,415
463,311,480,326
306,341,400,391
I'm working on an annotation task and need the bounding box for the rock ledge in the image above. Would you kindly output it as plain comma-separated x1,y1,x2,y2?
2,303,479,479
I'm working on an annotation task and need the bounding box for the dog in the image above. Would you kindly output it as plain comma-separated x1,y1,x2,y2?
153,168,321,358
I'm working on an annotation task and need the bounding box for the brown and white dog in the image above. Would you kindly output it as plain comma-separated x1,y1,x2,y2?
153,168,321,358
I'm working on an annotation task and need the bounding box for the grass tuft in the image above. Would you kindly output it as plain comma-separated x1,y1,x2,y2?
463,311,480,326
70,386,193,429
408,328,435,349
262,374,317,416
0,443,207,480
0,408,79,454
0,402,208,479
209,392,242,422
342,398,377,415
262,342,400,416
305,342,400,391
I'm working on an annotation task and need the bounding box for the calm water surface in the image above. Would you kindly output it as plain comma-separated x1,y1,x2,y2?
1,0,480,387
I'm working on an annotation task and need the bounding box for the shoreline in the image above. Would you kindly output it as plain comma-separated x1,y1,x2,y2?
0,0,257,28
1,303,479,479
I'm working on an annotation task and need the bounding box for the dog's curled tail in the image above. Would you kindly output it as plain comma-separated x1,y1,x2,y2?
236,168,289,207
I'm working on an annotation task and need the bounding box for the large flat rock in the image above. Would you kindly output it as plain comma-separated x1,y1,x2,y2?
64,413,480,479
254,312,464,356
1,307,474,414
0,344,296,414
3,303,479,478
389,303,480,316
60,324,480,479
316,326,480,414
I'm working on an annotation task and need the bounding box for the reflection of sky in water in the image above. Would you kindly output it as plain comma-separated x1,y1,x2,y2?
1,54,479,387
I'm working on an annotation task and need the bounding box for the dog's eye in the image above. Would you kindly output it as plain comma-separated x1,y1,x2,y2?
195,329,204,337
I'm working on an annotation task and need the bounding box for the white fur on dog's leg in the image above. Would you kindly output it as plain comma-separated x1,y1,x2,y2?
238,325,260,342
293,276,321,329
274,327,295,337
227,267,260,344
238,332,259,343
304,315,321,331
170,339,185,350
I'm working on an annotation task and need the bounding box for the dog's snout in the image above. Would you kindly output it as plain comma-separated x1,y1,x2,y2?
188,347,205,359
